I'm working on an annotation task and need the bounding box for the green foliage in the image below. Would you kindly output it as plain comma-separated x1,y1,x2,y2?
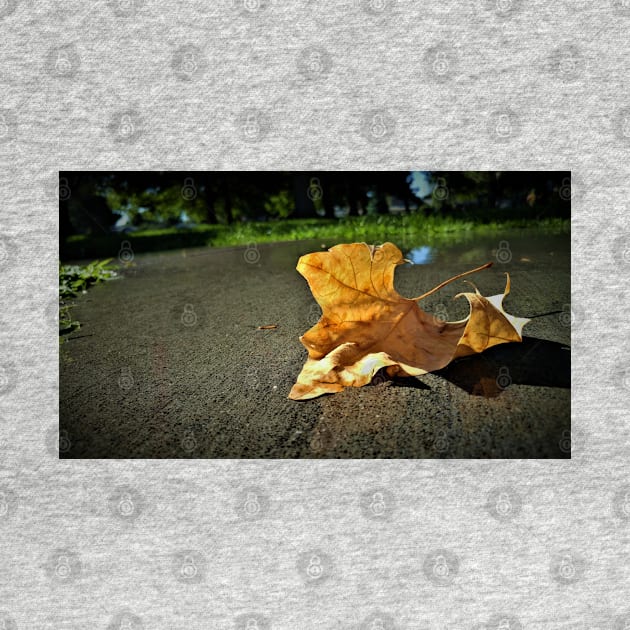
59,259,117,299
106,184,207,226
59,259,118,337
59,304,80,336
424,171,570,220
263,189,294,218
63,216,569,261
364,195,379,215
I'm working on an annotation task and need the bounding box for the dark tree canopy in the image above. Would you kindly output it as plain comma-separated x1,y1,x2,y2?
59,170,570,258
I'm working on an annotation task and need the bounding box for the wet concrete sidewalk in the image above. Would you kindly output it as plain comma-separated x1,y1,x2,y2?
59,232,571,458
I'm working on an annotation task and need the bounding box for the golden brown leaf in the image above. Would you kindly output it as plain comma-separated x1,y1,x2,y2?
289,242,529,400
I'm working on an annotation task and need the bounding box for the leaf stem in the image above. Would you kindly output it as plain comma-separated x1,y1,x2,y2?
412,262,493,301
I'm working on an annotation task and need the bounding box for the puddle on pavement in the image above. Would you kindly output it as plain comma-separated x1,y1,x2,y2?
124,229,569,275
247,230,569,270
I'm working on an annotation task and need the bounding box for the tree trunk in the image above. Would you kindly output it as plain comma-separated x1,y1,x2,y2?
59,186,73,260
376,190,389,215
320,173,335,219
200,174,217,224
346,175,358,216
488,172,500,210
292,173,318,218
222,177,233,225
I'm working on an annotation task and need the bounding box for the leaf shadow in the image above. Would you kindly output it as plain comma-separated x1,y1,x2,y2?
432,336,570,397
388,375,432,390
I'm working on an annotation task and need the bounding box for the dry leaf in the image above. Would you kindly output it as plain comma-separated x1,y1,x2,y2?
289,242,529,400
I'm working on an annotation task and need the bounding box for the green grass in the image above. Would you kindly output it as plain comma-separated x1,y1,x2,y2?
63,214,569,261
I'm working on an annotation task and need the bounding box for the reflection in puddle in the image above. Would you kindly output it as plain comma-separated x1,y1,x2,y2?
406,245,435,265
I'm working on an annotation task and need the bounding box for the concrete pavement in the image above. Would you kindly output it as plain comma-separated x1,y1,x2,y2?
59,232,570,458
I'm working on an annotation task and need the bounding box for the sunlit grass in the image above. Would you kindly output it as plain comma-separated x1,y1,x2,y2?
65,215,569,260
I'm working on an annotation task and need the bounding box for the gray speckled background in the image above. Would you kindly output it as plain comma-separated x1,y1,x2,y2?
1,0,629,628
